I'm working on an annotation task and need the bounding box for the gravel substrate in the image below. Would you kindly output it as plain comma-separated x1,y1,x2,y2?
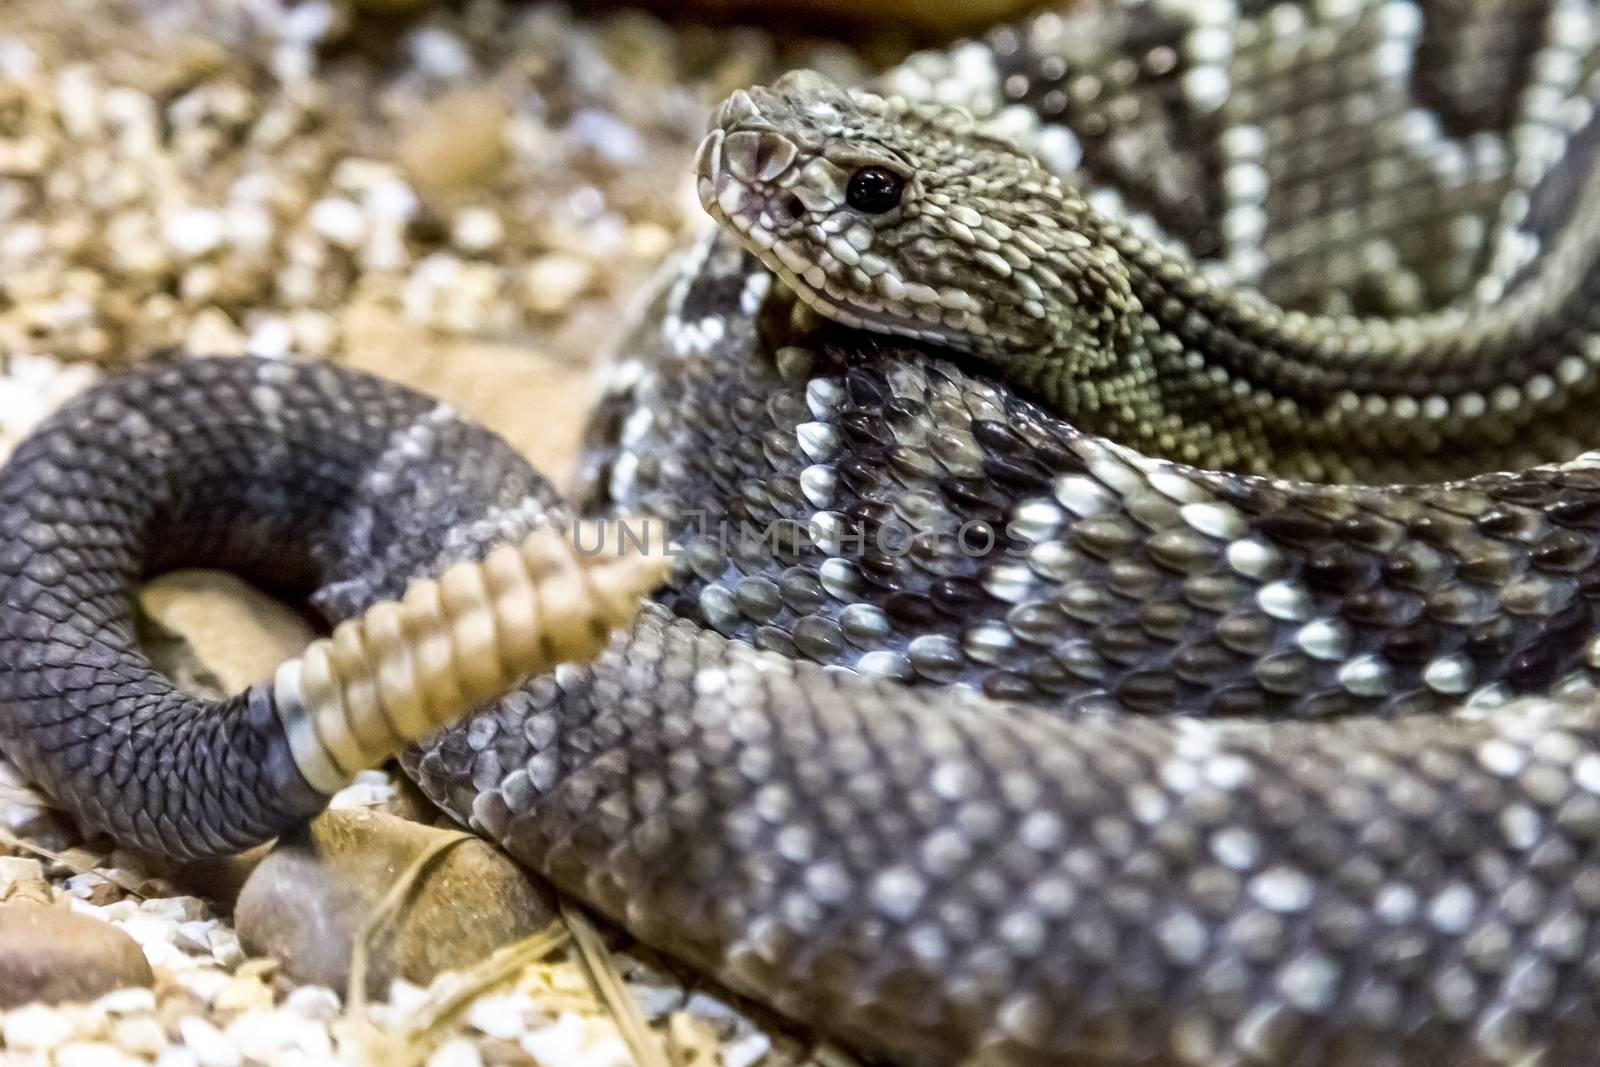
0,0,881,1063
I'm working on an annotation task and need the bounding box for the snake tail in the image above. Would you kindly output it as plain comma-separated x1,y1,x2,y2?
0,355,661,858
278,521,668,794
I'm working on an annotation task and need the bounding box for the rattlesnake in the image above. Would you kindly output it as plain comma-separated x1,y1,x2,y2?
7,3,1600,1065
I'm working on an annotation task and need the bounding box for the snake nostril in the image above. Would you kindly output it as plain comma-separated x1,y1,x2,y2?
786,195,806,219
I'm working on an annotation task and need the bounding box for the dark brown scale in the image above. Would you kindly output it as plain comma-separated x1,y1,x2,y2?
930,575,987,616
1297,690,1367,720
938,476,1010,520
1381,543,1450,592
1116,671,1184,713
1215,613,1277,656
1169,640,1239,686
1138,599,1197,640
1382,621,1444,665
1206,683,1273,717
884,591,944,630
1343,588,1426,628
1254,652,1315,695
971,418,1034,457
855,552,902,589
1464,616,1518,662
982,456,1056,494
1022,654,1075,694
1094,622,1158,666
1456,542,1519,586
844,367,888,407
1504,601,1594,692
982,671,1038,702
1303,543,1380,593
1406,513,1477,549
838,410,894,453
1258,511,1335,546
1332,513,1405,550
1476,507,1544,541
1548,496,1600,530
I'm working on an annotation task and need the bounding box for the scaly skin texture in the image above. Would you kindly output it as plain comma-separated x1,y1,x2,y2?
8,3,1600,1067
695,70,1600,484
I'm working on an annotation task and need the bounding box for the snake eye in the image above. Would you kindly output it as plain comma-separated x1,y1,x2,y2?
846,166,905,213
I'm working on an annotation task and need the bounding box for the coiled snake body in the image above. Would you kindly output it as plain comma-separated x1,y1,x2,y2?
7,3,1600,1065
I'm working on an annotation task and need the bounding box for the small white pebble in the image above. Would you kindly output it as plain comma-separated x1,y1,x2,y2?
386,979,431,1015
139,896,208,922
176,919,216,953
96,987,157,1015
452,206,504,253
467,992,534,1040
427,1037,486,1067
163,208,227,259
118,916,178,949
683,992,743,1029
722,1031,773,1067
519,1013,587,1065
308,197,368,249
141,939,194,972
626,982,684,1020
3,1003,79,1050
178,1016,241,1067
111,1015,170,1057
282,985,341,1021
207,926,246,970
408,28,474,79
246,318,294,360
172,967,231,1003
524,254,593,315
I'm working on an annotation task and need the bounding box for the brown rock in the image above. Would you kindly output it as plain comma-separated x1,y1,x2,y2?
234,809,557,997
138,570,319,697
0,904,155,1008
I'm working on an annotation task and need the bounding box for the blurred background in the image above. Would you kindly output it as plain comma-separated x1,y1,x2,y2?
0,0,1042,473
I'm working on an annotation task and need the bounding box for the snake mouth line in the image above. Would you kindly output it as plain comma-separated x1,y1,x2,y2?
698,187,965,351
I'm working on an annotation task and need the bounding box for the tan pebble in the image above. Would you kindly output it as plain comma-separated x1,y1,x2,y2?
627,222,675,260
524,254,594,315
184,308,248,356
64,874,124,906
110,1015,170,1056
0,856,49,903
397,90,508,194
666,1012,720,1067
211,976,274,1014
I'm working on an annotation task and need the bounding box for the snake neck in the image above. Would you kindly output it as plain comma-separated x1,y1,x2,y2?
700,72,1600,484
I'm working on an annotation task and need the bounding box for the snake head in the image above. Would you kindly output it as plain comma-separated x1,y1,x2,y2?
696,71,1138,383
